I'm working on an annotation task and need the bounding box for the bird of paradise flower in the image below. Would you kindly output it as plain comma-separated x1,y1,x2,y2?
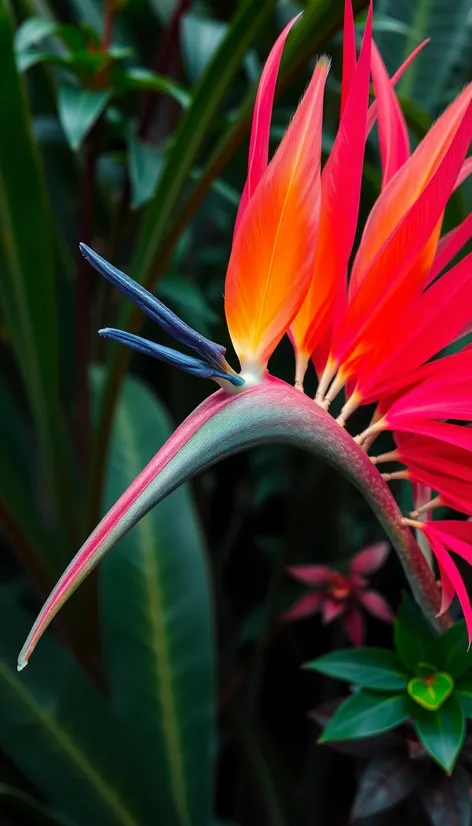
18,0,472,670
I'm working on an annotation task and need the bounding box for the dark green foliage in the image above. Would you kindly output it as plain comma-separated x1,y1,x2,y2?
1,0,472,824
311,597,472,772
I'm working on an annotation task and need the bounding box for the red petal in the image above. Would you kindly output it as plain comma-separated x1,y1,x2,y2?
286,564,332,585
322,598,346,624
425,530,472,643
371,40,410,187
394,420,472,453
344,606,365,646
333,86,472,381
384,348,472,426
430,212,472,281
357,589,394,623
350,541,390,574
366,39,429,135
455,155,472,190
341,0,357,116
357,252,472,402
432,520,472,547
290,3,372,369
436,556,456,616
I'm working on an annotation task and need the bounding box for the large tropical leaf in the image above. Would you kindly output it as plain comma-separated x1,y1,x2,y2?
0,0,65,539
0,587,159,826
0,380,54,581
130,0,273,285
376,0,472,109
99,373,214,826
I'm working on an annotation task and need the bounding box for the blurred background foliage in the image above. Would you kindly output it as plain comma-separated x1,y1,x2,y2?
1,0,472,823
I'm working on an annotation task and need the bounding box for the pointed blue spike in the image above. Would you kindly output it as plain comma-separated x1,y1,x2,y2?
99,328,244,386
80,243,227,367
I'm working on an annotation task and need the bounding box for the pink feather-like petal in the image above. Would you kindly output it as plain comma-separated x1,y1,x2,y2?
430,212,472,281
366,39,430,135
290,2,372,366
334,89,472,378
341,0,357,116
286,564,332,585
394,421,472,453
455,155,472,190
437,557,456,616
358,252,472,402
385,349,472,427
371,40,410,187
424,529,472,642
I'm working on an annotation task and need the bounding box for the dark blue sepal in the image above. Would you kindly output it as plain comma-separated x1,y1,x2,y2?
80,243,227,367
99,328,244,386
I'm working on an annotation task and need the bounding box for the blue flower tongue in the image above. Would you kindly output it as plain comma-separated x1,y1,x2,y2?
79,242,227,367
99,328,244,385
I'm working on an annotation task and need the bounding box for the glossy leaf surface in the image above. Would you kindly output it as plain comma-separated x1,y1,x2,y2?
306,648,409,691
100,374,214,826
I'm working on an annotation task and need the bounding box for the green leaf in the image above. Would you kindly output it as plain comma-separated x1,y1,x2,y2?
0,587,157,826
112,67,190,108
394,594,438,672
320,691,409,742
352,754,427,820
0,783,71,826
127,130,164,209
436,621,472,678
158,274,218,336
0,0,65,546
420,765,472,826
57,84,111,150
305,648,409,691
408,673,454,711
0,380,54,578
17,51,70,72
148,0,175,24
130,0,272,286
411,694,465,772
375,0,472,110
455,678,472,717
181,14,230,81
14,17,58,51
100,373,214,826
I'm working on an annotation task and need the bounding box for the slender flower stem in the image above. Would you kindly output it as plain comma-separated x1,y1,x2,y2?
411,495,442,518
111,381,449,632
371,449,400,464
381,470,409,481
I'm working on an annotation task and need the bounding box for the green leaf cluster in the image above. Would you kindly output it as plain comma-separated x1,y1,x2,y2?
306,595,472,772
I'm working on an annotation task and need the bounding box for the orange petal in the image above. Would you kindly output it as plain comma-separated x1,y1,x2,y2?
224,58,329,372
290,4,372,378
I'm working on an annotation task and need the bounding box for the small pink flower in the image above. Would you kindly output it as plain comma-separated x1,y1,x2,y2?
284,542,394,646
